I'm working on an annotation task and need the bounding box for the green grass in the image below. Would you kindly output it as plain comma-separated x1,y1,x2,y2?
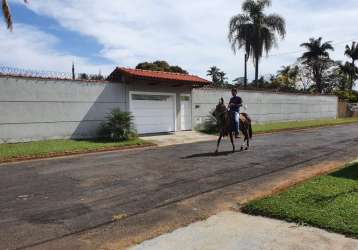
253,117,358,134
0,138,151,162
243,163,358,237
200,117,358,135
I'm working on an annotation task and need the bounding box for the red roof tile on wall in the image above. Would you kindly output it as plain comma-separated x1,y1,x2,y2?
111,67,210,85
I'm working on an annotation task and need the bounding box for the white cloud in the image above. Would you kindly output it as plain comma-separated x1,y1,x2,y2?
0,22,113,74
4,0,358,88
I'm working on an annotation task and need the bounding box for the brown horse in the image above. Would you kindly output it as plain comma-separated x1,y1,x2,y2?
213,98,253,153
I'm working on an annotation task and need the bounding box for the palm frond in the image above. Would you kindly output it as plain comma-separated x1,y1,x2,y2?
257,0,272,9
2,0,12,30
2,0,28,30
264,14,286,38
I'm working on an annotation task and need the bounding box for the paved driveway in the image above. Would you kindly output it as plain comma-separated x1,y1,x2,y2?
0,124,358,250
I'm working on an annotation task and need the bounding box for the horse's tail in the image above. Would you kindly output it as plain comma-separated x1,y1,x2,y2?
249,123,253,139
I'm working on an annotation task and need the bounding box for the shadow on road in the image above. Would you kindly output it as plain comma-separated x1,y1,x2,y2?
330,163,358,181
182,150,235,159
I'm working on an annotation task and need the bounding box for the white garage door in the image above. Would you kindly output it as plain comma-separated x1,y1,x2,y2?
130,92,176,134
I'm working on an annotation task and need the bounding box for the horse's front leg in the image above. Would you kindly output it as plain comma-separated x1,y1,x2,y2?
229,132,235,152
215,133,223,153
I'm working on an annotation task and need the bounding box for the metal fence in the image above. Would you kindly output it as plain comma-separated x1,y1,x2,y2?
0,66,106,81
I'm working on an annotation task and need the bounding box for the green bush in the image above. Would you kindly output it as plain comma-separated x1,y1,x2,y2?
197,111,218,134
99,108,137,141
335,90,358,103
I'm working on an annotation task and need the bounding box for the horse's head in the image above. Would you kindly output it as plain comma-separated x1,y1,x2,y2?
212,98,227,119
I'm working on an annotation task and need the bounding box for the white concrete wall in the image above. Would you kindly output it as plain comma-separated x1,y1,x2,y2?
192,88,338,128
0,76,127,143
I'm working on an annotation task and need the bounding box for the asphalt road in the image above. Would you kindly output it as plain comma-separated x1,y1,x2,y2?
0,124,358,250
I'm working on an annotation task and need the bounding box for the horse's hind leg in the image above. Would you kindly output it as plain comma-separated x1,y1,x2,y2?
241,129,249,151
229,133,235,152
245,132,250,150
215,134,223,153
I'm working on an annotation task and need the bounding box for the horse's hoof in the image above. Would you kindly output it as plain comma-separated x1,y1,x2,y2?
215,150,218,154
240,146,244,151
245,147,249,151
232,148,236,153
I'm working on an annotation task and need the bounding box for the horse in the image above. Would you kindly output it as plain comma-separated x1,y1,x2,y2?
213,98,253,153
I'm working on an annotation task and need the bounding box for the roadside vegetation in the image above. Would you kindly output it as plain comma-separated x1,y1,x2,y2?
0,108,151,163
242,162,358,237
0,138,150,163
199,117,358,135
253,117,358,134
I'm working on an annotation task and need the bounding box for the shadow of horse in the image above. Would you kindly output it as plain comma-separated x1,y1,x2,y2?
181,150,236,159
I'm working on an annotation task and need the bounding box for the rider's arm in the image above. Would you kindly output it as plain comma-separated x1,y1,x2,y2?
229,97,243,108
238,97,243,107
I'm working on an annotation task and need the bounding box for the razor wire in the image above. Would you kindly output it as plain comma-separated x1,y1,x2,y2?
0,66,74,80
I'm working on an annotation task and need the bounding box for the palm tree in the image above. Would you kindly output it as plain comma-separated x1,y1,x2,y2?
276,65,299,89
300,37,334,93
2,0,27,31
336,62,352,91
207,66,221,84
228,14,251,86
228,0,286,86
344,42,358,90
277,65,291,76
217,71,228,85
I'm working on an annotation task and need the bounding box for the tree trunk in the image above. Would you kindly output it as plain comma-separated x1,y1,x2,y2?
312,63,323,94
255,55,259,87
351,59,355,91
244,53,248,87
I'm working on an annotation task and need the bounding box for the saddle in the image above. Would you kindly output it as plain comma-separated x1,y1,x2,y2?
240,112,251,123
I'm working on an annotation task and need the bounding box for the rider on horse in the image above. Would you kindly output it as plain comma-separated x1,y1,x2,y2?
229,88,242,139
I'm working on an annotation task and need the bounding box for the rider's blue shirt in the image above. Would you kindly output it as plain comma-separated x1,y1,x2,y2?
229,96,242,112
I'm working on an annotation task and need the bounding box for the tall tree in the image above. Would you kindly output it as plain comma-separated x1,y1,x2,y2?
207,66,221,84
229,0,286,86
2,0,28,31
217,71,228,85
136,61,188,74
335,62,352,91
276,65,299,89
344,41,358,90
228,13,251,86
334,61,358,91
299,37,334,93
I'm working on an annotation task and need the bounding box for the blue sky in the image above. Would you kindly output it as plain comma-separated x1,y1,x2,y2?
1,0,358,87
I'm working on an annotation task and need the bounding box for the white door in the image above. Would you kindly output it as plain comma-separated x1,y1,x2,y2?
180,95,192,130
130,92,176,134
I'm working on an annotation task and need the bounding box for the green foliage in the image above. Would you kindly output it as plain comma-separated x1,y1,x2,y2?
228,0,286,83
200,117,358,135
207,66,228,85
78,73,105,81
335,90,358,103
197,112,218,134
99,108,137,141
90,74,105,80
243,163,358,237
135,60,188,74
78,73,89,80
299,37,335,93
344,41,358,90
0,138,149,162
271,65,300,91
